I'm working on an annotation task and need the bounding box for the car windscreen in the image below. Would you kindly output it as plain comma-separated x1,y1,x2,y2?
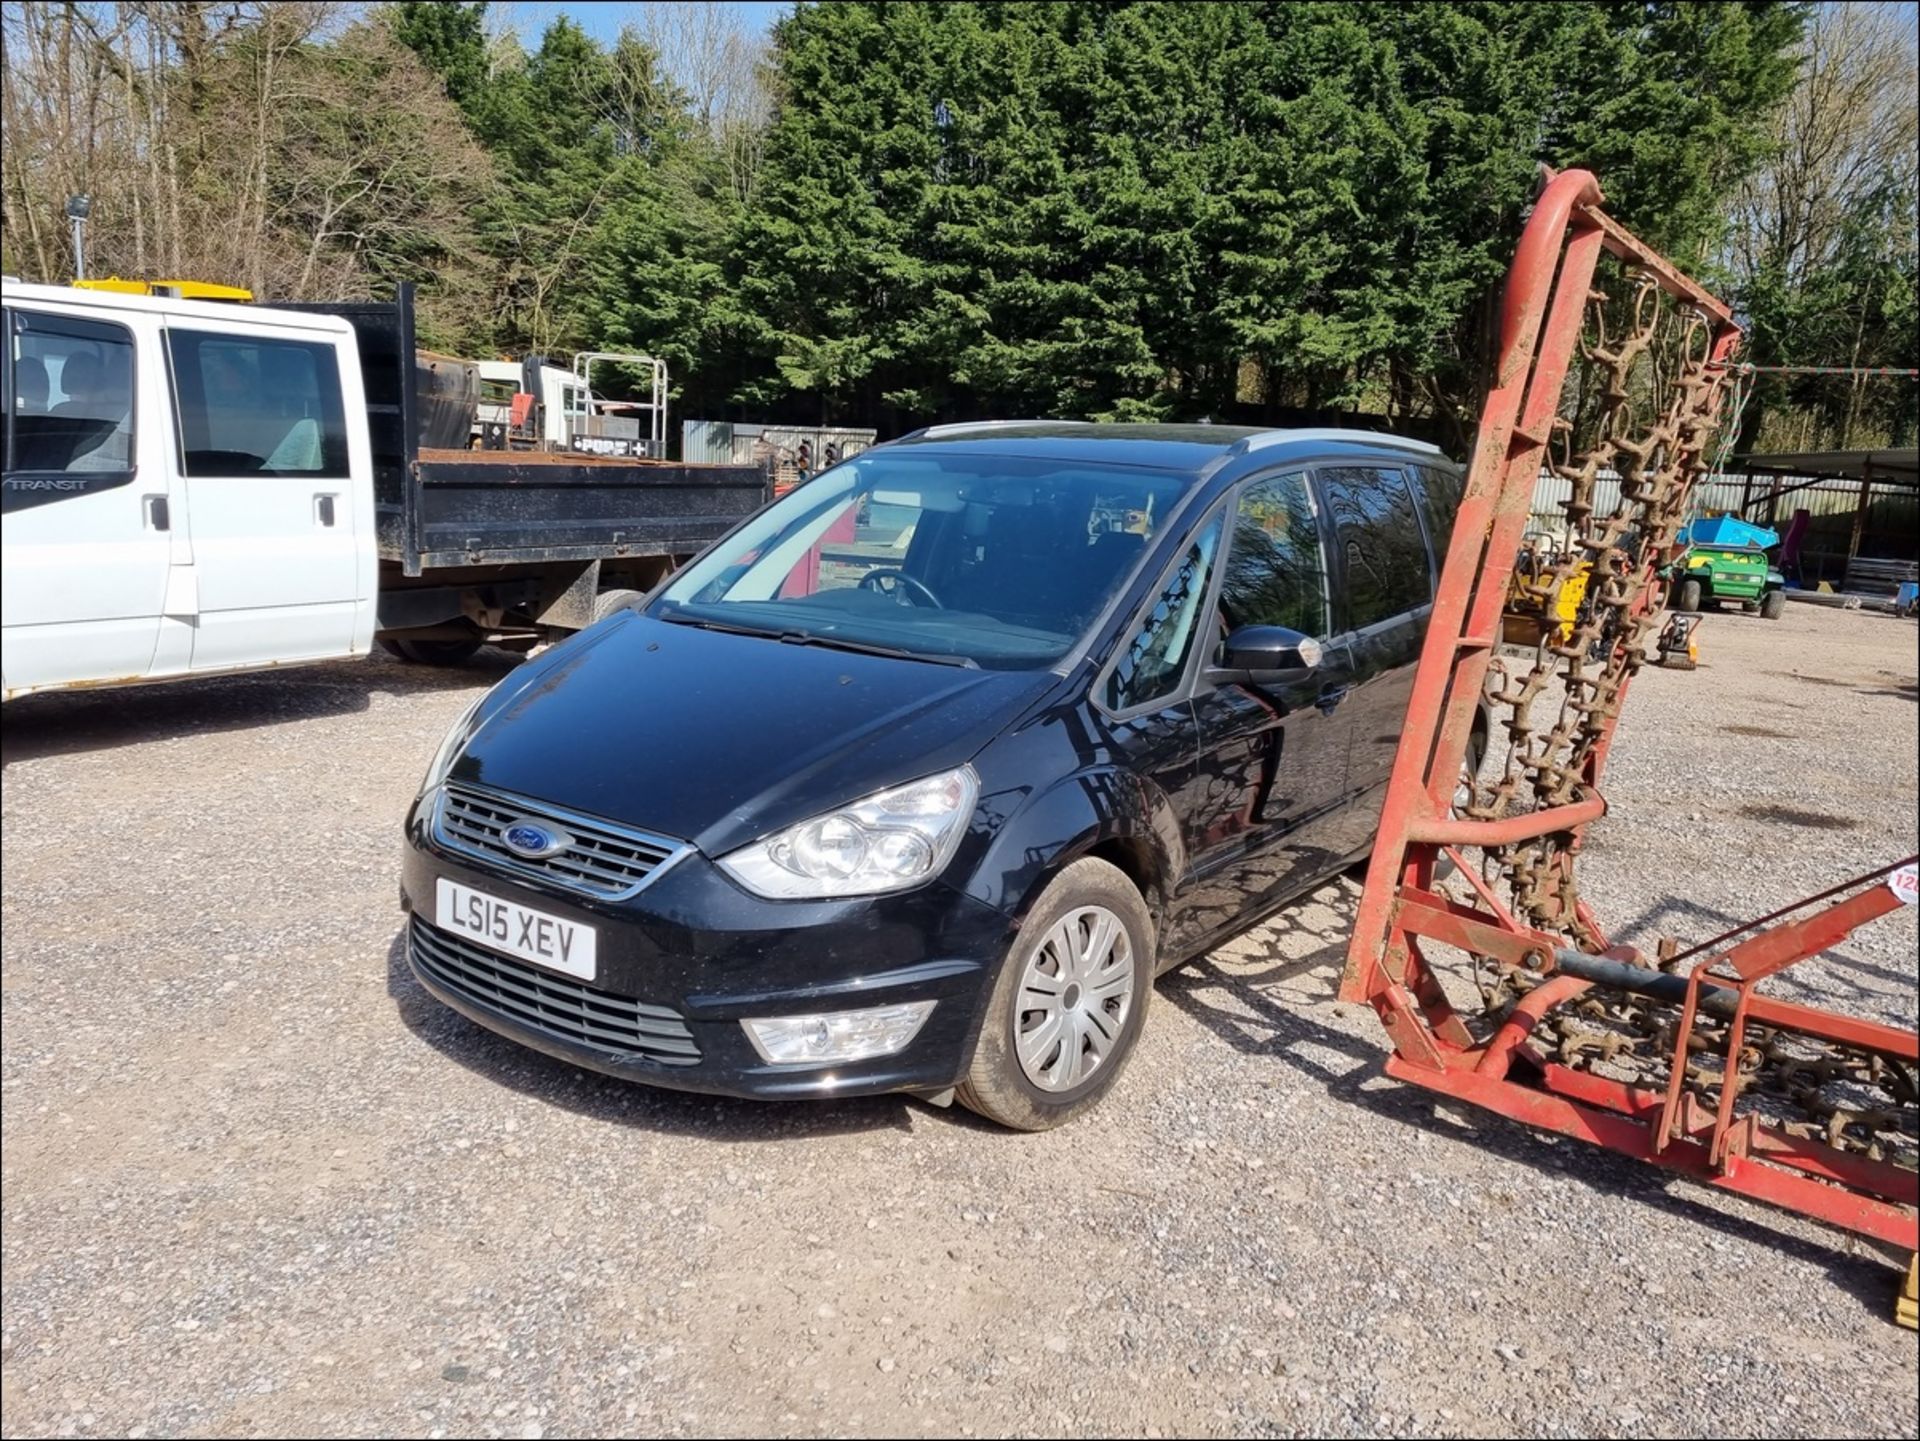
653,451,1194,668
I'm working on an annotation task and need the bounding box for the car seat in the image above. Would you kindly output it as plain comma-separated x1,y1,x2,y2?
14,355,48,413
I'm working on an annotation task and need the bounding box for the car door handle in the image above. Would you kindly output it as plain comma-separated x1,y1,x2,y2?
144,494,170,532
314,493,337,527
1314,684,1350,715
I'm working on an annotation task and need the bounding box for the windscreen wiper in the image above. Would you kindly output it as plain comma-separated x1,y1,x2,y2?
656,609,975,667
775,630,976,668
655,610,779,639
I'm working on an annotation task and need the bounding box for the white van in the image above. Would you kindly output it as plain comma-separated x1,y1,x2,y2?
471,358,588,446
3,280,768,700
2,281,377,698
470,356,665,457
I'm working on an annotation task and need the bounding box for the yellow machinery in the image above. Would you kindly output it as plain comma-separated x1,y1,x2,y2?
1090,491,1156,538
73,277,253,302
1502,531,1590,646
1654,611,1703,670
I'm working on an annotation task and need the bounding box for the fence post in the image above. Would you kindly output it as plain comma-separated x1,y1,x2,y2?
1847,460,1874,575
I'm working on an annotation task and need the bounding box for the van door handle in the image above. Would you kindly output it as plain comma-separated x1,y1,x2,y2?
144,494,170,531
314,493,337,527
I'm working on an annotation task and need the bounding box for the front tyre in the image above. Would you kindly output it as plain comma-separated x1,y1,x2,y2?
1760,589,1786,620
957,858,1154,1131
592,588,645,624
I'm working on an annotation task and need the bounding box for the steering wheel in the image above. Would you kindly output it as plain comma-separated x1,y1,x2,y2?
858,569,944,608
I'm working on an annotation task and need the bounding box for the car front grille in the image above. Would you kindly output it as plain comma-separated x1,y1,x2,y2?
409,916,699,1066
433,782,685,900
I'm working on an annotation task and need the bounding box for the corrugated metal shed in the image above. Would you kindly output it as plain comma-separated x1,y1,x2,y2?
680,421,880,489
1732,449,1919,486
1525,450,1918,594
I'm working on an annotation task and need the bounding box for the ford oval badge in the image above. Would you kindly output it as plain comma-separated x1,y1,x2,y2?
501,821,569,859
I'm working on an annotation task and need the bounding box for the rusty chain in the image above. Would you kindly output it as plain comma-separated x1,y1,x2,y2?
1465,274,1726,936
1451,267,1917,1169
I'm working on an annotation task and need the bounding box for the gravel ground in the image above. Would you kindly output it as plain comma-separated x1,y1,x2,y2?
3,600,1916,1440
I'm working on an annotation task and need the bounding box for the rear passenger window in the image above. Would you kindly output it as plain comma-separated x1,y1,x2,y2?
1219,471,1328,637
1316,467,1430,629
1412,464,1465,566
4,309,137,489
1105,513,1223,711
166,330,348,476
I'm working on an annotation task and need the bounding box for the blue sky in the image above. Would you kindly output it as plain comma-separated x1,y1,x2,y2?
497,2,792,46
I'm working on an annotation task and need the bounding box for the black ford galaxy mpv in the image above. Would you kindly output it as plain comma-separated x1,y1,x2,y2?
401,423,1467,1130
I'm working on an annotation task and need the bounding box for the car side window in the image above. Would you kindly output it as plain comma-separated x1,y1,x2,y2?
1218,471,1329,639
1104,512,1224,711
1412,464,1465,569
3,308,138,498
1316,466,1430,629
166,329,349,477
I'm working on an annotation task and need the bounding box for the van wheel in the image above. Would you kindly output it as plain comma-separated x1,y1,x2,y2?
389,637,483,666
1672,578,1702,613
957,858,1154,1132
1760,589,1786,620
592,588,644,624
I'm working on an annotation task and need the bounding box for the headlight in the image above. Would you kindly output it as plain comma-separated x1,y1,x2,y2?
718,766,979,899
420,691,488,795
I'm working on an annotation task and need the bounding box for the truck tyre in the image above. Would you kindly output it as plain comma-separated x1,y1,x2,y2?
957,858,1154,1132
1760,589,1786,620
390,637,483,666
1673,578,1702,613
592,588,645,624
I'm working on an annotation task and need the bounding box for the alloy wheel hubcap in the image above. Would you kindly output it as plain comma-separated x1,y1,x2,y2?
1014,904,1135,1092
1453,759,1477,815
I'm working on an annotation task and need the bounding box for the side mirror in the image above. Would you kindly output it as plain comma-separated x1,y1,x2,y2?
1211,624,1323,686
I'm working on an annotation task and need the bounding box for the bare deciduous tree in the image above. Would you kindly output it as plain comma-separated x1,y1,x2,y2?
1729,2,1917,286
1725,1,1919,449
2,3,342,284
634,1,773,207
2,2,495,344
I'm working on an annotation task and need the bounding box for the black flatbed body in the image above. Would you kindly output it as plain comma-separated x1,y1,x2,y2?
281,287,768,577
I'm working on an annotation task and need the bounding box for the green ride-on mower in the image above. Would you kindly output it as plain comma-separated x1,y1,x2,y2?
1666,514,1788,619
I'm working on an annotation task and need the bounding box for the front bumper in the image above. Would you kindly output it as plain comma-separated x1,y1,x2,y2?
400,792,1010,1100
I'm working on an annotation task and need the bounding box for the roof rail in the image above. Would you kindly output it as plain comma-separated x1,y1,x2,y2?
1237,427,1444,457
908,419,1095,441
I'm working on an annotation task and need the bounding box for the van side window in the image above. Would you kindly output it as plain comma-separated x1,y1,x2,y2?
3,308,138,497
166,330,348,476
1219,471,1328,638
1316,466,1430,628
1105,512,1224,710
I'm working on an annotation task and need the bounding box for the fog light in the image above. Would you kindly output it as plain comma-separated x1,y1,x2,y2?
742,1001,935,1066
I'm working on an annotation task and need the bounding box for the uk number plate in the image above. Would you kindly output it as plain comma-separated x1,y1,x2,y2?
436,877,597,981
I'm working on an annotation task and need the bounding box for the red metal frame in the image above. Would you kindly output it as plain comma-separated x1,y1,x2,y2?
1340,168,1919,1255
